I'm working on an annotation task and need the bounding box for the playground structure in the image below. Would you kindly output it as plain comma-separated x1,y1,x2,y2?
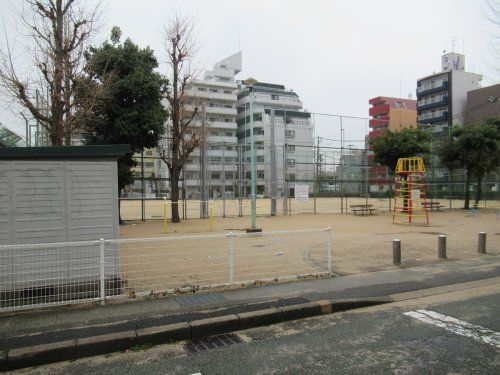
392,157,430,225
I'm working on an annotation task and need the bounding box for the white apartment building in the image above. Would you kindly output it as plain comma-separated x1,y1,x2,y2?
417,52,482,132
236,80,314,197
157,52,242,199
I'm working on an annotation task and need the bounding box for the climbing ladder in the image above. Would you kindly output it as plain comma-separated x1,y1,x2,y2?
393,157,429,225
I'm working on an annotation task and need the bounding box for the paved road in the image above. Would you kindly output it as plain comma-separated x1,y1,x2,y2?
15,283,499,374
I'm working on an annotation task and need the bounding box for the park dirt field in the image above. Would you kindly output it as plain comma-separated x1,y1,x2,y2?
117,204,500,296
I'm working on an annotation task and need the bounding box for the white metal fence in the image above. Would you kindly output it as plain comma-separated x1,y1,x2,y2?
0,228,332,312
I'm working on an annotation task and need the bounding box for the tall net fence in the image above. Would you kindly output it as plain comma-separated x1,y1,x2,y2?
122,131,500,221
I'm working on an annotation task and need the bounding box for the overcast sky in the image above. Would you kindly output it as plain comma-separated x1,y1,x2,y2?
1,0,497,147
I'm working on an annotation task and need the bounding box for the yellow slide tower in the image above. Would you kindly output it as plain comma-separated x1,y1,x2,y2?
393,157,429,225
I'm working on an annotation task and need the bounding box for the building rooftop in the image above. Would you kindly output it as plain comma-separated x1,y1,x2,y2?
369,96,417,111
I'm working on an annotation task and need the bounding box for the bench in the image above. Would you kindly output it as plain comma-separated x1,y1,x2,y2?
422,201,445,211
350,204,377,215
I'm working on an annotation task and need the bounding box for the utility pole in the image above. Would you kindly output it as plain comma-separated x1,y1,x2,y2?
270,109,277,216
201,104,208,219
222,143,226,218
283,111,289,215
248,89,259,231
340,116,344,214
314,136,320,214
238,143,243,217
141,150,145,221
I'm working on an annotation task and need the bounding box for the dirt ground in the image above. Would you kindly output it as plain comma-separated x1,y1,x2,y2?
120,208,500,279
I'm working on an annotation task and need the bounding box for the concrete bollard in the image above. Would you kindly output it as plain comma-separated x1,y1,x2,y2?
438,235,447,259
393,239,401,265
478,232,487,254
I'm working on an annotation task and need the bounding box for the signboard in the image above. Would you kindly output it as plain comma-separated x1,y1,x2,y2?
294,184,309,203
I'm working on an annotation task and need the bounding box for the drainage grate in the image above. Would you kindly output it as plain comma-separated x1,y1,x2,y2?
186,333,243,353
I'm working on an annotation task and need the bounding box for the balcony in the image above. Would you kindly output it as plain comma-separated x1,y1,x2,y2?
417,80,448,97
369,118,389,128
207,135,237,144
368,129,386,139
186,89,236,102
369,104,390,117
205,106,237,116
417,110,449,124
207,121,238,130
417,95,448,111
368,97,385,106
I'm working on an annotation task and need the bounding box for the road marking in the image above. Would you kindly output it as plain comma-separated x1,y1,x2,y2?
403,309,500,349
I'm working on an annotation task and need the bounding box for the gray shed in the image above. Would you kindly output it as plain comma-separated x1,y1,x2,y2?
0,145,130,307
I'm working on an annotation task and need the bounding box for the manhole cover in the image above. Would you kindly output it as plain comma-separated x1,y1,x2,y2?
186,333,243,354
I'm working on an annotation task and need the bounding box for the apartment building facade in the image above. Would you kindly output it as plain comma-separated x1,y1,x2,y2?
368,96,417,192
417,52,482,132
466,83,500,123
154,52,242,199
236,80,314,197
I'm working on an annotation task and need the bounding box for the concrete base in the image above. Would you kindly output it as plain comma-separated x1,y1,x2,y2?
246,228,263,233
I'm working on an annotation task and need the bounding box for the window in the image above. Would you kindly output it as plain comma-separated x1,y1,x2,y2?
223,90,232,94
286,145,295,152
210,89,218,93
286,159,296,166
271,94,279,100
286,130,295,138
256,156,265,163
211,172,221,179
225,132,233,137
198,87,206,92
224,104,233,108
257,171,265,179
287,173,296,182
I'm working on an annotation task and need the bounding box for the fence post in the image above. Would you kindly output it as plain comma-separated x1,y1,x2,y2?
228,232,235,284
438,235,447,259
327,227,333,274
478,232,486,254
393,239,401,265
99,238,106,305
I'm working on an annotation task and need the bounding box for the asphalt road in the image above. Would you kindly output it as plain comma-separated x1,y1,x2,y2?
13,285,500,375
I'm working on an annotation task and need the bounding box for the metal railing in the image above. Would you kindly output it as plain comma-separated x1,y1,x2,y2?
0,228,332,312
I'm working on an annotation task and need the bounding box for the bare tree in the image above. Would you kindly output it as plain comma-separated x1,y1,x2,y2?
0,0,101,146
159,15,205,223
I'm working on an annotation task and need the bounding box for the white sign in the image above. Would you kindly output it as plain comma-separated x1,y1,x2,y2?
294,184,309,203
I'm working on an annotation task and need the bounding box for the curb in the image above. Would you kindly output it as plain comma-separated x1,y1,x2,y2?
0,297,391,371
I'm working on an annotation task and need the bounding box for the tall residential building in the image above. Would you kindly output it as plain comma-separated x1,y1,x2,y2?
157,52,242,199
417,52,482,132
368,96,417,192
236,80,314,197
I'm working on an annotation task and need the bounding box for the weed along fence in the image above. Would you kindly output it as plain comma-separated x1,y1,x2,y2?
0,228,332,312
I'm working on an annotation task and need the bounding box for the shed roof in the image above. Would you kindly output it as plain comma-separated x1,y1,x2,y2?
0,145,131,160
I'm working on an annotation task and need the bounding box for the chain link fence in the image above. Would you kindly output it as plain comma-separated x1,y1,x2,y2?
121,141,500,220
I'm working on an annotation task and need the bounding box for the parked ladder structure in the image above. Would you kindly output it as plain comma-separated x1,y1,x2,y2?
393,157,429,225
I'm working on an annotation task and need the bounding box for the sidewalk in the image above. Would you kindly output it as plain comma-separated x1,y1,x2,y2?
1,255,499,369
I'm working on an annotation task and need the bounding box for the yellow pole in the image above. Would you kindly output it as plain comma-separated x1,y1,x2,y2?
163,197,168,233
209,201,214,232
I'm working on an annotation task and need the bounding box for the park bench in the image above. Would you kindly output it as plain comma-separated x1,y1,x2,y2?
422,201,445,211
350,204,377,215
